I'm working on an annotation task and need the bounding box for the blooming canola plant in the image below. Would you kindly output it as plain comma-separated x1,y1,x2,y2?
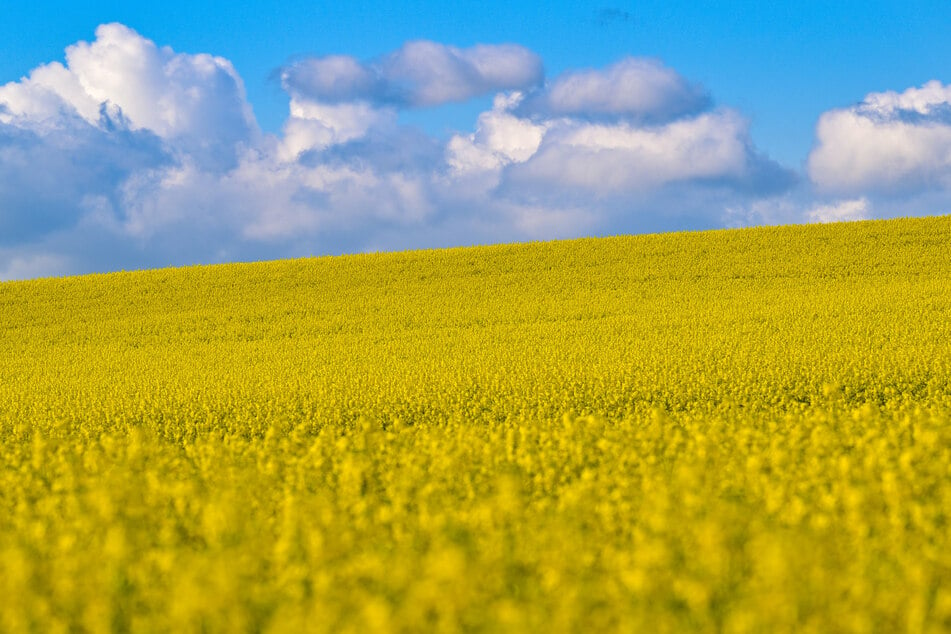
1,216,950,632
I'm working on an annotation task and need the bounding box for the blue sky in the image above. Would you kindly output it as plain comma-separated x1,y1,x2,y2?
2,1,951,279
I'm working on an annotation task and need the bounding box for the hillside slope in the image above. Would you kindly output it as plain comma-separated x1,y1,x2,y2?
1,216,950,632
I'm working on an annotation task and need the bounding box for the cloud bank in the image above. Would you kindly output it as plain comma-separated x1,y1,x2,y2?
1,23,945,281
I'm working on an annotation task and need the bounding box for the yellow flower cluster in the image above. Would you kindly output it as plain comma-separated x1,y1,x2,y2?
1,216,950,632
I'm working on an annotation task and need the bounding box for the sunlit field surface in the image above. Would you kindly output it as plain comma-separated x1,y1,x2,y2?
2,216,951,633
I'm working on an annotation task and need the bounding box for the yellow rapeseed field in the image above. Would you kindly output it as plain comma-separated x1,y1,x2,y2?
1,216,951,633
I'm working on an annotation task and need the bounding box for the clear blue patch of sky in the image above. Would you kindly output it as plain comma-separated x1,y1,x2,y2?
3,0,950,168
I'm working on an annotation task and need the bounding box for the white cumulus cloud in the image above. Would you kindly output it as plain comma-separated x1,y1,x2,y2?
507,109,753,193
280,41,544,107
518,57,709,123
446,93,548,174
0,23,257,174
809,80,951,194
